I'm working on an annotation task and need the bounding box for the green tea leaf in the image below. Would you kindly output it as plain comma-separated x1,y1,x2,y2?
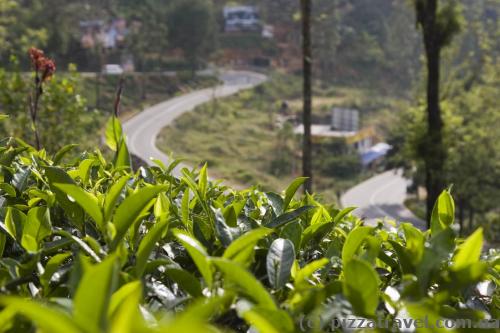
223,228,273,263
342,226,372,263
266,192,284,216
223,205,238,227
108,280,142,318
280,221,302,250
401,223,425,263
416,228,455,289
198,162,208,200
301,221,334,248
430,190,455,235
173,230,213,287
0,232,5,257
283,177,307,211
165,267,203,297
109,281,145,333
105,116,122,151
40,252,72,291
343,258,380,317
153,192,169,219
0,297,83,333
0,183,16,197
114,139,131,169
214,208,238,247
54,230,101,262
76,159,95,185
12,167,30,192
103,176,129,222
52,144,78,164
333,207,356,223
181,188,190,228
212,258,277,310
406,301,450,333
266,238,295,289
53,183,103,229
236,300,294,333
4,207,26,241
294,258,329,289
267,205,314,229
21,207,52,252
111,185,167,249
311,206,331,225
452,227,483,271
135,218,169,277
73,255,118,331
44,167,84,229
164,295,232,331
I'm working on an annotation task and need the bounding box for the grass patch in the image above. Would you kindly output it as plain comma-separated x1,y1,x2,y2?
81,73,219,118
159,73,403,202
404,197,427,221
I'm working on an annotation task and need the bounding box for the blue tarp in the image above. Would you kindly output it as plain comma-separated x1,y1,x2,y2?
360,143,392,166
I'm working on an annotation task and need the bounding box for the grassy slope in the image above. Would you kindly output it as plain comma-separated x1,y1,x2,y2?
82,73,218,118
74,73,218,155
158,73,405,202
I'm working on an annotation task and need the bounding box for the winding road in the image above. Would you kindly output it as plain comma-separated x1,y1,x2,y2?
340,169,425,229
123,70,267,176
124,70,423,227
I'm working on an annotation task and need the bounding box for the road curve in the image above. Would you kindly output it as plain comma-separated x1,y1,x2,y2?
340,169,426,229
124,71,423,228
123,70,267,176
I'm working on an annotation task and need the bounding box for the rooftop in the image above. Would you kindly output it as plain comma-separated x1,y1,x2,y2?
293,124,356,138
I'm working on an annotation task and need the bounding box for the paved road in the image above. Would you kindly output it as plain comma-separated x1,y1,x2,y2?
341,169,426,229
123,70,267,176
124,71,422,228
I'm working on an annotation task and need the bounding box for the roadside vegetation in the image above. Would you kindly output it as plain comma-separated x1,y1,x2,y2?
82,73,219,117
0,58,216,155
159,73,404,203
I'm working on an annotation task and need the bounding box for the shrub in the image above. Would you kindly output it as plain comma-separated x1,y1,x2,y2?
0,57,99,153
0,111,497,332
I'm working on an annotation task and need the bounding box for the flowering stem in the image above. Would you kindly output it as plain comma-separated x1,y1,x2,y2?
27,47,55,150
112,77,125,145
29,74,42,150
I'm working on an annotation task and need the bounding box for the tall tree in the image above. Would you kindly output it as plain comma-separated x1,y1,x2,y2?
167,0,216,71
0,0,48,63
414,0,461,226
124,0,169,71
300,0,313,193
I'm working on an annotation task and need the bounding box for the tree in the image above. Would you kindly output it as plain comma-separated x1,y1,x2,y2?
167,0,216,71
123,0,169,71
0,60,99,153
445,16,500,236
414,0,461,226
0,0,48,64
300,0,313,193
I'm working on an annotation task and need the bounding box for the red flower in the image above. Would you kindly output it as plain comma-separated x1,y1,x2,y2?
28,47,56,81
40,58,56,82
28,47,45,70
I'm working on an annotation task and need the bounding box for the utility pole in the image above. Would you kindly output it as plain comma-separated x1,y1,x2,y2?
300,0,313,193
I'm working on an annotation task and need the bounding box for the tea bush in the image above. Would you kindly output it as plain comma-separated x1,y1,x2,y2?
0,111,498,332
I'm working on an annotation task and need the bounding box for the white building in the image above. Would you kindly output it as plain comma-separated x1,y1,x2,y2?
223,6,261,32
